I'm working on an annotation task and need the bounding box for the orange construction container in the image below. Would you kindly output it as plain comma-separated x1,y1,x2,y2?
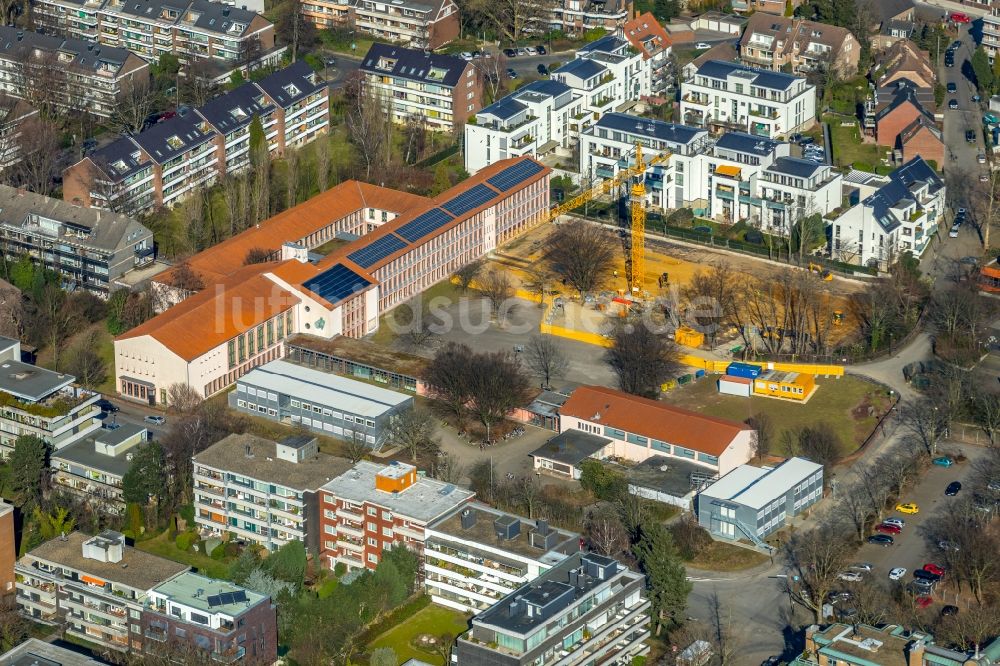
674,326,705,348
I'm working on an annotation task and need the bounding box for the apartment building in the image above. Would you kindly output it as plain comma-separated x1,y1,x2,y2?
0,27,149,119
0,185,153,295
15,531,188,652
985,8,1000,61
360,43,481,131
454,552,650,666
32,0,276,66
552,385,755,476
794,623,997,666
579,116,842,231
697,457,823,547
424,503,578,613
738,14,859,78
0,501,12,599
193,433,352,554
680,60,817,138
0,336,102,455
623,12,672,97
350,0,459,49
112,156,549,403
231,359,412,447
63,61,329,213
831,157,944,270
142,571,276,664
51,423,149,515
465,35,650,173
547,0,629,36
318,460,474,571
0,98,36,171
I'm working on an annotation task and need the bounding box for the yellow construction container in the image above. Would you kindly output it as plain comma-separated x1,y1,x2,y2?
674,326,705,348
752,370,816,401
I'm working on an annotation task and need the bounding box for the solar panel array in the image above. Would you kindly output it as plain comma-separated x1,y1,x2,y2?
440,183,497,217
396,207,455,243
303,264,372,304
486,160,544,192
207,590,249,608
347,234,408,268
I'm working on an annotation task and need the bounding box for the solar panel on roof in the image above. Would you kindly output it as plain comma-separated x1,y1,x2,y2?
232,590,248,604
486,160,544,192
440,183,497,217
207,594,223,608
347,234,408,268
303,264,372,304
396,208,454,244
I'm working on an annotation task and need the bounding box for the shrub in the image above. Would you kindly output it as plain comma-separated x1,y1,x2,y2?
224,542,240,557
178,504,195,525
666,208,694,227
198,540,209,556
669,516,713,560
210,544,226,560
175,531,197,552
334,562,347,577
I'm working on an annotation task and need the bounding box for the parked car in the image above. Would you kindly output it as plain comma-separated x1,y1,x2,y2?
974,94,982,102
506,68,518,79
915,596,934,609
966,129,976,143
914,568,942,582
946,481,962,496
826,590,853,603
95,398,119,413
988,480,1000,492
849,563,873,572
941,605,959,616
895,502,919,514
459,51,474,60
868,534,894,546
838,571,863,582
876,523,901,535
945,58,955,67
537,64,549,76
503,48,517,57
924,563,946,576
979,153,988,164
938,540,960,552
695,42,711,49
932,456,954,467
798,136,815,146
952,40,963,49
982,172,990,182
883,517,905,528
516,47,528,56
951,11,970,23
144,415,166,425
536,44,547,54
889,567,906,581
950,224,961,238
949,99,959,110
947,82,958,93
525,46,537,55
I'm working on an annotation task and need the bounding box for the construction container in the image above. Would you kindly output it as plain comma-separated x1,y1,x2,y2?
661,379,678,391
726,362,762,379
694,369,705,379
674,326,705,348
718,375,751,397
678,374,692,385
753,370,816,401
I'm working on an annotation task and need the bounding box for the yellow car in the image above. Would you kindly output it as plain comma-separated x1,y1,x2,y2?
895,503,920,514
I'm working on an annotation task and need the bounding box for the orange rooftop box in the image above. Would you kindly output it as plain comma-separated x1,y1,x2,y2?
375,461,417,493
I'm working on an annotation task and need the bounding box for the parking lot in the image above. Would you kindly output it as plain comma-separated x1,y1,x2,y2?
845,442,991,602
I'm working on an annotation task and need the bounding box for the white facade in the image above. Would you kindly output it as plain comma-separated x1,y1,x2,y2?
464,33,651,173
680,60,817,139
830,157,944,270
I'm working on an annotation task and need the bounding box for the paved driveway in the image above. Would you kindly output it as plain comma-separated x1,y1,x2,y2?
941,24,985,182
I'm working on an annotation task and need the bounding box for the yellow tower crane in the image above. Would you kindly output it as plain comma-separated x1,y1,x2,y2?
545,143,669,296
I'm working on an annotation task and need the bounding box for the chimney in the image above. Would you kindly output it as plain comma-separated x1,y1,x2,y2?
222,6,230,15
907,638,925,666
460,508,476,530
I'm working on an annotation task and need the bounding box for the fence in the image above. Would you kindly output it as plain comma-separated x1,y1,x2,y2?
414,143,460,168
947,422,993,447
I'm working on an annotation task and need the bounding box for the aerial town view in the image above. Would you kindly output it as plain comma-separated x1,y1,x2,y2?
0,0,999,662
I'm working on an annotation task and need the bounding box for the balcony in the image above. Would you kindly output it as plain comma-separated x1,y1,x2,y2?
511,134,534,149
337,523,364,539
749,108,779,119
682,94,710,106
335,507,362,522
212,646,245,663
144,626,168,642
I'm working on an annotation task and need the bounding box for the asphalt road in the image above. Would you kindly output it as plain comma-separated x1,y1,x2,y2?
942,24,987,185
99,394,169,441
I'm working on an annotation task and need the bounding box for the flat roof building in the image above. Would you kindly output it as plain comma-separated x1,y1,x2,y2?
319,460,474,571
455,552,650,666
143,571,277,665
231,358,412,449
16,531,188,652
424,503,579,613
51,423,149,514
0,639,110,665
697,457,823,549
0,339,102,455
193,433,353,554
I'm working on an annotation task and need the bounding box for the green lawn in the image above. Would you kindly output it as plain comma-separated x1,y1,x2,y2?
368,604,471,665
825,115,890,171
686,541,769,572
662,375,889,457
134,530,231,579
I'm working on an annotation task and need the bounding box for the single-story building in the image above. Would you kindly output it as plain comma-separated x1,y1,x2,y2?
530,430,613,479
616,455,720,510
696,457,823,545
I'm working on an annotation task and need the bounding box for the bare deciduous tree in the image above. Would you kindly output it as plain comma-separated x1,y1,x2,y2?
900,397,949,457
468,0,556,43
166,383,203,413
544,221,617,298
783,522,854,623
467,351,531,441
345,72,390,180
112,75,155,135
585,504,628,556
455,259,483,291
606,323,681,398
314,136,330,192
13,115,59,195
523,335,568,389
745,413,774,461
478,267,514,323
385,407,438,461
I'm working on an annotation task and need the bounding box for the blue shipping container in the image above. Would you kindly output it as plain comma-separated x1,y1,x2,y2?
726,362,761,379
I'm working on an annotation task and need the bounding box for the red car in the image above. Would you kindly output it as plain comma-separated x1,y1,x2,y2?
915,596,934,609
924,563,946,577
951,11,970,23
876,523,902,535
